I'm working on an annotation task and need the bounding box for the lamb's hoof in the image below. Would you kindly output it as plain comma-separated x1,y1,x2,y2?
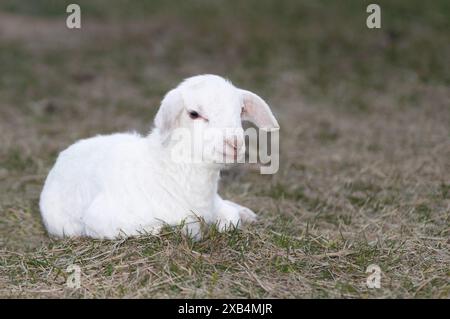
239,208,258,224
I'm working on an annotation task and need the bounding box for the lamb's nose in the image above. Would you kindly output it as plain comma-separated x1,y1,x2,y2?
226,136,243,150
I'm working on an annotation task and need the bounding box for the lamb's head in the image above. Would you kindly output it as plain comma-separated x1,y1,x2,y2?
154,74,279,165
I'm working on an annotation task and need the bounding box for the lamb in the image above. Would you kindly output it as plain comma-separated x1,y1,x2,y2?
39,74,279,239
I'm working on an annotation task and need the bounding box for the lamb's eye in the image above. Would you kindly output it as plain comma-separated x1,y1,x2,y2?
188,110,200,119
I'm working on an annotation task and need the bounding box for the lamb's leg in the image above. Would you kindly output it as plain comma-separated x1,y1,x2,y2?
181,214,204,241
223,199,258,223
214,195,257,231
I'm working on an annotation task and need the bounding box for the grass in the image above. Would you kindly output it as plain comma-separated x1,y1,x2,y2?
0,0,449,298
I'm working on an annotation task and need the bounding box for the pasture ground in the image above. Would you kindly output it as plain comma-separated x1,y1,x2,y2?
0,0,449,298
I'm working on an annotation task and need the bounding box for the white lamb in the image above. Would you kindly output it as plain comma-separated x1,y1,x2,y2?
39,74,279,239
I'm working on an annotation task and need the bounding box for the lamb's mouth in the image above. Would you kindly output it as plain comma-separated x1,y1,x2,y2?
213,150,242,163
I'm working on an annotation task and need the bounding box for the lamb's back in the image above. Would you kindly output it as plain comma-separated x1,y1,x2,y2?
39,133,149,237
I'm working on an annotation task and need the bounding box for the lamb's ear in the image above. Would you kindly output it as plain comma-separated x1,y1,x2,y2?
239,89,279,130
154,88,184,134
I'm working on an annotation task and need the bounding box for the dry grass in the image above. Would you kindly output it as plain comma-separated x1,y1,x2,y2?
0,0,449,298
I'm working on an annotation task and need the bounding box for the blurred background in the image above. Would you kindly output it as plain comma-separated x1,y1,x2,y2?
0,0,448,298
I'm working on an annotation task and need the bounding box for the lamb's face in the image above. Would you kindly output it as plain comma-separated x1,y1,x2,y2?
177,76,245,163
154,74,279,165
